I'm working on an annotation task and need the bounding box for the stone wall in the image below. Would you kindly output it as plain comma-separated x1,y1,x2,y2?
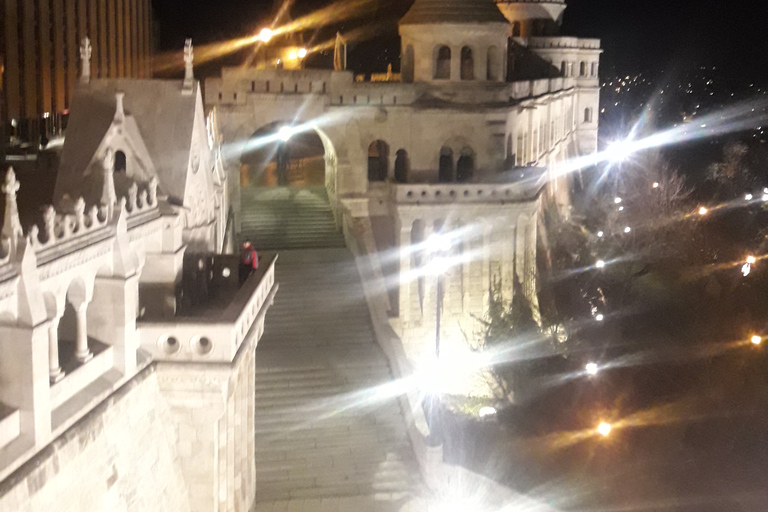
0,364,190,512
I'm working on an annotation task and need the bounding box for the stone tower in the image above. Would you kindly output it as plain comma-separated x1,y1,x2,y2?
399,0,510,83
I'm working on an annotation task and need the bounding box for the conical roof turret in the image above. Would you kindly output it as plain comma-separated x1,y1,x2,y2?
400,0,508,25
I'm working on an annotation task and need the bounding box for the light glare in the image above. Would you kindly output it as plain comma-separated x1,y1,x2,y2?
595,313,605,322
298,48,308,58
257,28,273,42
596,260,605,269
751,335,762,345
698,206,708,216
585,362,599,375
277,126,294,142
478,406,497,417
597,422,612,437
747,255,757,264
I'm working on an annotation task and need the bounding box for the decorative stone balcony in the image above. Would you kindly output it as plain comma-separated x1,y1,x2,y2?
137,253,278,363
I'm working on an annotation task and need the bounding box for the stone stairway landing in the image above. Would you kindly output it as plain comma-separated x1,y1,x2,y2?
240,187,346,251
253,249,426,511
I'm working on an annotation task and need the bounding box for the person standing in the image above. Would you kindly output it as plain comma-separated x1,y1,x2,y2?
239,240,259,283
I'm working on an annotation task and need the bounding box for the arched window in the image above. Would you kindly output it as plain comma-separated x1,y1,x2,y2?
435,46,451,79
403,45,415,83
591,62,597,77
584,108,592,123
394,149,409,183
438,147,454,182
456,148,474,183
506,134,513,160
368,140,389,182
460,47,474,80
512,21,522,37
487,46,500,81
560,61,567,76
579,61,587,77
114,150,127,172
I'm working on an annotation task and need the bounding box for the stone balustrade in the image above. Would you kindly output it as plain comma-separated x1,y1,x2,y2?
527,36,602,49
390,171,547,205
137,254,278,363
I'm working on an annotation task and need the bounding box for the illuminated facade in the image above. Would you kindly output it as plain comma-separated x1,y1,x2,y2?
207,0,601,394
0,0,154,143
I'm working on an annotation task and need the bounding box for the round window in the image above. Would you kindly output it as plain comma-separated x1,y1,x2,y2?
191,336,214,356
157,335,181,355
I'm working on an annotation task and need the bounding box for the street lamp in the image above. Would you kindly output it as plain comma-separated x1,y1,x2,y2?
597,422,612,437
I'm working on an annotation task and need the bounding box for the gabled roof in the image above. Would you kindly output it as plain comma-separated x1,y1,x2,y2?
56,79,199,205
400,0,509,25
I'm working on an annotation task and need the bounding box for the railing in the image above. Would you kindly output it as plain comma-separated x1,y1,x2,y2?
390,171,548,205
137,254,278,363
527,36,602,50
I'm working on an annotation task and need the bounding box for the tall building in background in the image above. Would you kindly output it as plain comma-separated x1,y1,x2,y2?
0,0,154,145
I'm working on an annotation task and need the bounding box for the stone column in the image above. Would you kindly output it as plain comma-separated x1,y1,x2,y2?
74,302,93,363
48,315,64,383
397,217,413,327
450,46,461,82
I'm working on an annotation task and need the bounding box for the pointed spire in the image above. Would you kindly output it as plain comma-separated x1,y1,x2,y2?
114,92,125,124
101,149,117,220
182,39,194,95
2,167,24,255
80,37,92,84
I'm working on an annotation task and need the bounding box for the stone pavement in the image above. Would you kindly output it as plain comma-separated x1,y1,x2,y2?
253,248,431,511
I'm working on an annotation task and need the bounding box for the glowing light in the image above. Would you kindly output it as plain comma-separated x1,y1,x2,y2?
597,231,604,238
425,256,451,276
596,260,606,269
597,422,612,437
288,49,298,60
585,362,599,375
257,28,273,43
595,314,605,322
652,182,659,189
742,263,752,277
478,406,497,417
426,234,452,254
624,226,631,233
747,255,757,264
614,197,622,204
618,206,624,211
298,48,308,58
698,206,708,216
746,194,753,200
606,139,634,163
751,335,762,345
277,126,294,142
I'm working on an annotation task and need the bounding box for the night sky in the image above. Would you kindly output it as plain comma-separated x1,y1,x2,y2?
154,0,768,81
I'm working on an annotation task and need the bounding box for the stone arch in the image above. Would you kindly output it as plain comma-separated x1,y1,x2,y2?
487,46,501,81
579,61,587,77
434,46,451,80
367,140,390,182
394,149,409,183
456,147,475,183
460,47,474,80
438,147,454,183
402,45,415,83
114,150,127,173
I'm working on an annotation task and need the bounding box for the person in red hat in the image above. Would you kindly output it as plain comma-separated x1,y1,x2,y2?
239,239,259,283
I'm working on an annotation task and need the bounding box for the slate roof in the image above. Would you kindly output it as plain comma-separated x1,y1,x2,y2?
56,79,198,205
400,0,509,25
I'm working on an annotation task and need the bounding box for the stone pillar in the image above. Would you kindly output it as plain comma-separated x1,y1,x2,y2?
450,46,461,82
74,302,93,363
481,221,492,314
397,217,413,327
48,315,64,383
88,275,138,375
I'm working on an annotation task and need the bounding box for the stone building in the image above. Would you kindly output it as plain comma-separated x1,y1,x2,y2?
0,41,276,512
207,0,601,393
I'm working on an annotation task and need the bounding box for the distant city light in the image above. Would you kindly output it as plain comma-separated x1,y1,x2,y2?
698,207,708,216
597,231,604,238
624,227,631,233
618,206,624,211
298,48,308,58
597,422,612,437
614,197,622,204
751,335,762,345
426,233,452,254
595,314,605,322
585,362,599,375
606,140,634,163
762,194,768,202
425,256,451,276
596,260,606,269
478,406,497,417
288,49,299,60
257,28,273,43
742,263,752,277
652,182,659,189
746,194,753,201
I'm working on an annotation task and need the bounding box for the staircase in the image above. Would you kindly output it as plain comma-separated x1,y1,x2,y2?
240,187,346,250
253,248,426,511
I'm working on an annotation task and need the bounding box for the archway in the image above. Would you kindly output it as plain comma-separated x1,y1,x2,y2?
456,148,475,182
394,149,409,183
439,147,454,183
114,150,127,173
460,47,474,80
435,46,451,80
368,140,390,182
240,122,327,188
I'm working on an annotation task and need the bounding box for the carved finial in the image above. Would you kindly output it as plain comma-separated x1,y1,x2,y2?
119,197,127,216
62,215,73,238
183,39,194,94
88,205,99,227
29,225,40,247
138,188,148,209
101,149,117,220
148,177,158,206
43,206,56,242
114,92,125,124
80,37,92,84
2,167,24,254
74,197,86,231
127,182,138,211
